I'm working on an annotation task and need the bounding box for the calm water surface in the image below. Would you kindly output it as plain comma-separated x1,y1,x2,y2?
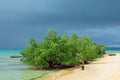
105,47,120,53
0,48,120,80
0,49,52,80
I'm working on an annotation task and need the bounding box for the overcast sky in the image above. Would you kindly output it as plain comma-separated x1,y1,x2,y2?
0,0,120,48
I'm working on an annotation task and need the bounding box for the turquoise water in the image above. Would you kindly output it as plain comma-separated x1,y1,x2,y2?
0,48,120,80
105,47,120,53
0,49,51,80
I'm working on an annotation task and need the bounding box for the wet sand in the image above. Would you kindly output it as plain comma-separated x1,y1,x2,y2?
38,53,120,80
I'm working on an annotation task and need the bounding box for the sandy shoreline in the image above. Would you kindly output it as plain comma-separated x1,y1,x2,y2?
38,53,120,80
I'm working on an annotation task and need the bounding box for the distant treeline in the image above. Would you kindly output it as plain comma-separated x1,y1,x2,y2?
20,29,106,69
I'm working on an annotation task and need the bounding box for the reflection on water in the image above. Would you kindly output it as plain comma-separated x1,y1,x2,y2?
0,50,51,80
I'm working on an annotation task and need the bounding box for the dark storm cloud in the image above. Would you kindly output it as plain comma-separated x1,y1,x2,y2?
0,0,120,48
1,0,120,26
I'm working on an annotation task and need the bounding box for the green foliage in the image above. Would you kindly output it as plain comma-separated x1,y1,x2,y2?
20,29,106,69
96,44,106,55
21,37,37,65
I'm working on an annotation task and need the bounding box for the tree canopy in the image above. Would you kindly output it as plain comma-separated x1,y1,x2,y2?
20,29,106,69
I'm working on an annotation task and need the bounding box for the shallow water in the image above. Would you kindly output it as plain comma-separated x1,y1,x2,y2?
0,49,51,80
0,48,120,80
106,47,120,53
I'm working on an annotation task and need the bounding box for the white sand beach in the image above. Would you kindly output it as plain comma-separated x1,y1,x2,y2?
40,53,120,80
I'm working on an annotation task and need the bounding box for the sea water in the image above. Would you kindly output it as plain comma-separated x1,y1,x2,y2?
105,47,120,53
0,48,120,80
0,49,51,80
